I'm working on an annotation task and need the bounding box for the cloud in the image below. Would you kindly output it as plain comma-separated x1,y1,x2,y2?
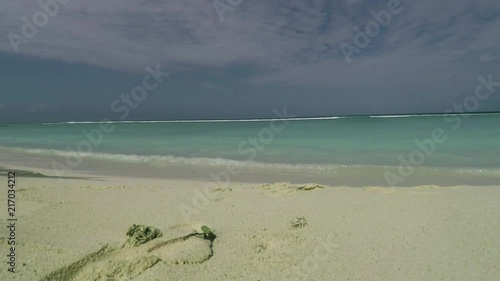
28,102,50,112
479,53,499,62
1,0,500,106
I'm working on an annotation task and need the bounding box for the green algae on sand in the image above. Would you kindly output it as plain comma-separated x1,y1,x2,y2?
126,224,163,246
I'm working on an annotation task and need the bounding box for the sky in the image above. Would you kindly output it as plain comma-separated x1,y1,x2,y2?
1,0,500,123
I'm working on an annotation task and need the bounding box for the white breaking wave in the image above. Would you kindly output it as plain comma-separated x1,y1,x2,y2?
38,112,500,124
0,146,340,171
370,112,500,118
42,116,344,125
369,115,415,118
2,146,499,176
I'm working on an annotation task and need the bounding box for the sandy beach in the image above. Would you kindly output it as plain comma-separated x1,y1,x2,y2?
1,168,499,281
3,0,500,280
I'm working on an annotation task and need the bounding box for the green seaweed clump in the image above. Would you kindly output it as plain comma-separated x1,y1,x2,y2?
126,224,163,246
200,225,216,242
291,217,308,229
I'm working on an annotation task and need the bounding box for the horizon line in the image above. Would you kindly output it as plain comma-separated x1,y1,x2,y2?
31,111,500,125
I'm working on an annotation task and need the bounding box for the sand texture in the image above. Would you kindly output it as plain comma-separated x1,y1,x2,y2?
0,176,499,281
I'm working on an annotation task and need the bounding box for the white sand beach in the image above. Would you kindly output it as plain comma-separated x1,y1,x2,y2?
1,169,499,281
4,0,500,280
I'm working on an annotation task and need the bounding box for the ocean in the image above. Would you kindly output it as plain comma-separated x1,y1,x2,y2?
1,113,499,186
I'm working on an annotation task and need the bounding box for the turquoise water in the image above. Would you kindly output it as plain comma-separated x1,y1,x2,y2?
1,113,499,171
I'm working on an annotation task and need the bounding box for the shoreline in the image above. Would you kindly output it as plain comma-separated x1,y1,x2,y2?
2,150,500,188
